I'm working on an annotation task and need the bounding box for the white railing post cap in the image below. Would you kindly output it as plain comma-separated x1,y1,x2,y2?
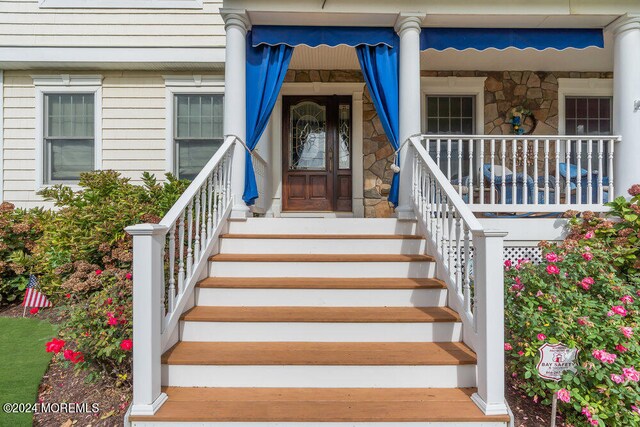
125,223,169,236
472,229,508,238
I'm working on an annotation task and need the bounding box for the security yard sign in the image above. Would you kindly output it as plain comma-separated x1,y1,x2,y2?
536,343,579,381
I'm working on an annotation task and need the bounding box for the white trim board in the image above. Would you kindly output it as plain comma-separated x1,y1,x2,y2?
39,0,202,8
270,82,366,218
0,70,3,202
163,75,225,176
557,78,613,135
33,75,103,191
420,76,487,134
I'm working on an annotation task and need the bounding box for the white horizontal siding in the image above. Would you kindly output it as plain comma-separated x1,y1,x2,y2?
2,69,222,208
0,0,225,49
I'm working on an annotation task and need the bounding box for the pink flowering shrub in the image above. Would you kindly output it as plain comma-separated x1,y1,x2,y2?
505,195,640,426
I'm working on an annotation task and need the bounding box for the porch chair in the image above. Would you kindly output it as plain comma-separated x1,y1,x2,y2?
481,164,556,205
558,163,609,204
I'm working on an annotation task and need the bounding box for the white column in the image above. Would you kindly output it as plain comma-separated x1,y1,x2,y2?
395,13,424,219
471,229,509,416
612,14,640,197
125,224,169,416
222,10,250,219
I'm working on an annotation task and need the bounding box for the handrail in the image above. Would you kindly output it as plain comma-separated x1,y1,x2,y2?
422,134,622,140
408,135,508,416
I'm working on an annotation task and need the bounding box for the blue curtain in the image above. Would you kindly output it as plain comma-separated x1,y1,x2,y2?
355,44,400,206
244,31,293,205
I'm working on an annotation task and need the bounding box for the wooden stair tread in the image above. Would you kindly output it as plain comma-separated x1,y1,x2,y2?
129,387,510,422
162,341,476,365
198,277,445,289
182,306,461,323
221,233,423,239
209,253,435,262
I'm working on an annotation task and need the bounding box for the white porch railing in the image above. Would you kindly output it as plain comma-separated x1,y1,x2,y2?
251,150,268,214
409,136,508,415
125,135,236,416
422,135,620,212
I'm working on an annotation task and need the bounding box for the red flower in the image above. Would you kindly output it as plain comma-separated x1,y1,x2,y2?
65,293,71,299
108,316,118,326
537,333,547,341
582,252,593,261
616,344,629,353
106,298,113,305
125,272,132,280
120,339,133,351
71,351,84,364
63,349,74,361
29,307,39,315
45,338,65,354
95,269,102,276
546,264,560,275
545,252,558,263
504,343,513,351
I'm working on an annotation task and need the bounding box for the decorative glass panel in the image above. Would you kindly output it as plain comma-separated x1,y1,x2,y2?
174,94,224,180
289,101,326,170
338,104,351,170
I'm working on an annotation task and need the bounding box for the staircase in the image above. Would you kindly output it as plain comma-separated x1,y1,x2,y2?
128,218,510,426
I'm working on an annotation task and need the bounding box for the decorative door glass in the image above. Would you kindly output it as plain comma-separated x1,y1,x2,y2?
289,101,326,170
338,104,351,169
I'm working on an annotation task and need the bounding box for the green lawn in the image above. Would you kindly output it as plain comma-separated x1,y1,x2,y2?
0,317,56,427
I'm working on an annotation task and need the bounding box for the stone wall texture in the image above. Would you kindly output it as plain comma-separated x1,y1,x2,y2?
285,69,613,217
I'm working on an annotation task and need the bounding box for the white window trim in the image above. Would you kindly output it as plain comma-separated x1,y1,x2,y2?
557,78,613,135
420,76,487,134
33,74,103,190
0,70,4,202
164,75,225,177
39,0,202,9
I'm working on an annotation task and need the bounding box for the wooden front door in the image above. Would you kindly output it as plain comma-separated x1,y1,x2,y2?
282,96,352,212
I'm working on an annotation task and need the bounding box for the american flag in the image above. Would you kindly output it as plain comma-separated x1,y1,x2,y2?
22,275,52,308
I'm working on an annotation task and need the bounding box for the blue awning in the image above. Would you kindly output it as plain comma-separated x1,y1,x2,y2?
420,28,604,51
251,25,397,48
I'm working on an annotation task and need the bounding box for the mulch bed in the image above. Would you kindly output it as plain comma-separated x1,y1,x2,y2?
2,303,567,427
0,304,130,427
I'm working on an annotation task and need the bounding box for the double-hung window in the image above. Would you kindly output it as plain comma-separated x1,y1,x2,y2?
425,95,475,180
43,93,95,183
173,94,224,180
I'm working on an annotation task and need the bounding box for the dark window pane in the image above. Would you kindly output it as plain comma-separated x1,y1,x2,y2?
576,119,588,135
427,97,438,118
566,98,576,118
438,97,450,117
461,118,473,134
599,99,611,119
450,118,462,133
600,119,611,134
566,119,577,134
438,118,450,133
450,97,461,117
588,119,599,134
177,139,223,180
461,98,473,117
588,99,599,118
576,99,587,117
427,118,438,133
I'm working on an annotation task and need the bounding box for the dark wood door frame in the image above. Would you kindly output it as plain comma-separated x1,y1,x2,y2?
282,95,352,212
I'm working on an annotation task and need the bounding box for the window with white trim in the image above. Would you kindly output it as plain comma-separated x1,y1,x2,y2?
425,95,475,179
173,94,224,180
43,93,96,184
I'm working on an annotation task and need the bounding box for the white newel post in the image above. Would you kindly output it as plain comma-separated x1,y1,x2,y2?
471,229,509,416
612,14,640,197
223,9,250,219
395,13,424,219
125,224,169,416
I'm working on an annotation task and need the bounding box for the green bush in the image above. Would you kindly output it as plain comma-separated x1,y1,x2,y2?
505,185,640,426
0,202,48,303
27,170,188,382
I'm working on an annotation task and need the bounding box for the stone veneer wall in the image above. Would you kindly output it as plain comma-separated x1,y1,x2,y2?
285,69,613,218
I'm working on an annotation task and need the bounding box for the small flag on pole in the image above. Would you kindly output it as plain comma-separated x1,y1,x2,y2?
22,275,52,314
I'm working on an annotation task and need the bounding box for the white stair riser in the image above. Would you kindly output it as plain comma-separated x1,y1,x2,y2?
132,421,507,427
227,218,418,235
162,365,476,388
179,321,462,342
220,238,426,255
195,288,447,307
209,261,436,278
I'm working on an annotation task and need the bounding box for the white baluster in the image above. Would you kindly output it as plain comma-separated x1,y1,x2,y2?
501,139,506,204
436,138,441,170
446,138,452,180
200,185,207,252
177,211,185,295
544,139,550,204
598,139,604,204
194,190,201,262
468,139,474,205
463,224,471,310
207,175,213,241
455,215,462,295
457,139,463,197
608,139,615,197
576,140,582,204
186,201,193,280
447,201,454,274
555,139,561,204
490,139,496,204
168,223,176,312
511,139,517,205
565,139,571,204
587,141,593,205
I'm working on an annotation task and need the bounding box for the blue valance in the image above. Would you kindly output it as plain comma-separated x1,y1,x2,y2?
420,28,604,51
251,25,397,48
